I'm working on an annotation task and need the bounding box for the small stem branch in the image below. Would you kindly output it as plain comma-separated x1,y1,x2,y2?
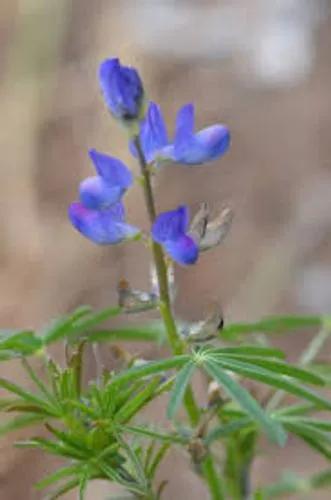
299,325,330,366
267,323,331,411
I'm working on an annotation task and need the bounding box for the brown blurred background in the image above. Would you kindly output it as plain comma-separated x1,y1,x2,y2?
1,0,331,498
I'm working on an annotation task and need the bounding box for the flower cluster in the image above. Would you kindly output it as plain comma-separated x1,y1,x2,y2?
69,57,231,264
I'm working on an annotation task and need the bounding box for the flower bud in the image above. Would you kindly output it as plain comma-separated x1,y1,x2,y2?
99,58,144,122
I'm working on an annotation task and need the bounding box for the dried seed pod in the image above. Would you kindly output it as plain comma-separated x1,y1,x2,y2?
117,278,158,313
199,207,234,252
190,202,210,241
181,309,224,343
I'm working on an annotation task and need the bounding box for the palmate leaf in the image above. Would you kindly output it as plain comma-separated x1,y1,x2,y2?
213,358,331,411
210,354,324,386
167,362,196,419
203,360,286,445
221,314,321,340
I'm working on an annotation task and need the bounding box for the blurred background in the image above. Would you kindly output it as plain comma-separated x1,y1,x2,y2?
1,0,331,498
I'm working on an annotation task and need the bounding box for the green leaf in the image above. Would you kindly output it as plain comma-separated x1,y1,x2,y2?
215,358,331,411
205,417,253,445
42,306,92,345
0,350,21,361
122,425,188,444
262,469,331,497
203,360,286,446
0,330,42,356
311,468,331,489
167,362,196,419
212,355,324,386
0,414,44,437
46,478,80,499
212,345,285,359
79,468,89,500
86,322,165,344
110,356,190,387
0,378,60,416
272,403,315,417
21,358,60,409
70,306,122,335
36,464,80,490
283,422,331,459
279,416,331,432
261,471,308,497
16,437,88,460
116,377,161,423
221,315,321,340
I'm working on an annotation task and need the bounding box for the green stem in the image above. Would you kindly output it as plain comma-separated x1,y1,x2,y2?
133,135,210,461
133,136,199,424
267,323,331,411
202,455,225,500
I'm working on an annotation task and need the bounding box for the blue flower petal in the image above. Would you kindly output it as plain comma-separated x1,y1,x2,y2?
89,149,133,188
69,202,139,245
165,235,199,265
173,102,230,164
174,103,195,146
99,58,144,120
130,102,168,163
193,124,230,162
79,176,123,209
151,205,189,243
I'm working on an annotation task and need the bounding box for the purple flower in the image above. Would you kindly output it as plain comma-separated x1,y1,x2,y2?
132,102,230,165
69,202,139,245
69,149,139,245
152,206,199,265
99,58,144,121
79,149,133,209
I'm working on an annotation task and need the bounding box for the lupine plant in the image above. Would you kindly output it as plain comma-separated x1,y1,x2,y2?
1,57,331,500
